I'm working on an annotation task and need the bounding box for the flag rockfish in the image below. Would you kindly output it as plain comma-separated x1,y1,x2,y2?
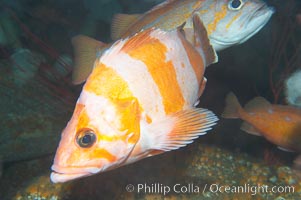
51,16,218,183
72,0,274,84
222,92,301,168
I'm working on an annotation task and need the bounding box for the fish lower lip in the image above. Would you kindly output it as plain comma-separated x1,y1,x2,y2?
210,37,238,45
51,171,89,183
52,164,101,174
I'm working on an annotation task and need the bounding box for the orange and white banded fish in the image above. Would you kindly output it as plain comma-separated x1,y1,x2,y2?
51,16,218,183
72,0,274,84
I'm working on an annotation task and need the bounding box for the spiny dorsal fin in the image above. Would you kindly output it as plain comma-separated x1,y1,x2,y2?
147,0,178,13
192,14,218,66
244,96,271,112
111,14,142,40
71,35,107,84
120,28,161,53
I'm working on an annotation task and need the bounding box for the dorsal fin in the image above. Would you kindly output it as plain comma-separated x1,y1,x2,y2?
147,0,178,13
192,14,218,66
244,96,271,112
111,14,142,40
71,35,107,84
119,28,161,53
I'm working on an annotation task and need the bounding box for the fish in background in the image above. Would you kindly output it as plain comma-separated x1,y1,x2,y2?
50,16,218,183
222,92,301,168
71,0,275,84
285,70,301,108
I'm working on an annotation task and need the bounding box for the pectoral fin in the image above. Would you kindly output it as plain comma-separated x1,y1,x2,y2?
192,14,218,65
71,35,107,84
146,108,218,151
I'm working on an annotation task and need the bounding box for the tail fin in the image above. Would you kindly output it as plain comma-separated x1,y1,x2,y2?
221,92,242,119
71,35,108,85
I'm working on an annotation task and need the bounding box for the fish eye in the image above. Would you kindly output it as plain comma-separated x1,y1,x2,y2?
76,129,96,148
228,0,244,10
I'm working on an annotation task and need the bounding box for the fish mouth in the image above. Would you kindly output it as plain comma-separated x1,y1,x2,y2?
51,164,101,183
51,171,91,183
238,5,275,43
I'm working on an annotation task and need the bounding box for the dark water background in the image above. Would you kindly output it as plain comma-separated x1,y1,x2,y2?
0,0,300,199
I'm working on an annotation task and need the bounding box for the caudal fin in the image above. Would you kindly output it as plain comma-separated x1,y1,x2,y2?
221,92,242,119
71,35,108,84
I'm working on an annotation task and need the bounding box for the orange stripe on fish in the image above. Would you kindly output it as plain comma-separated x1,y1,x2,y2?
75,105,91,132
178,31,204,84
93,149,117,162
124,32,185,114
84,62,134,101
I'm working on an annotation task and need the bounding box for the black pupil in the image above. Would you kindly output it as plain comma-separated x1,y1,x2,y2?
231,0,241,8
82,134,92,144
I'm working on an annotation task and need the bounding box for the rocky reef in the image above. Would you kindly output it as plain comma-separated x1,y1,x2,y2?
1,142,300,199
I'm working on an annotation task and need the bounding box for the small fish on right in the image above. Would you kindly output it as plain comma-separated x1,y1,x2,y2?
221,92,301,168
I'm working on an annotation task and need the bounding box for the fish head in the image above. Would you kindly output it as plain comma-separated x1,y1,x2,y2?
196,0,275,50
50,91,141,183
